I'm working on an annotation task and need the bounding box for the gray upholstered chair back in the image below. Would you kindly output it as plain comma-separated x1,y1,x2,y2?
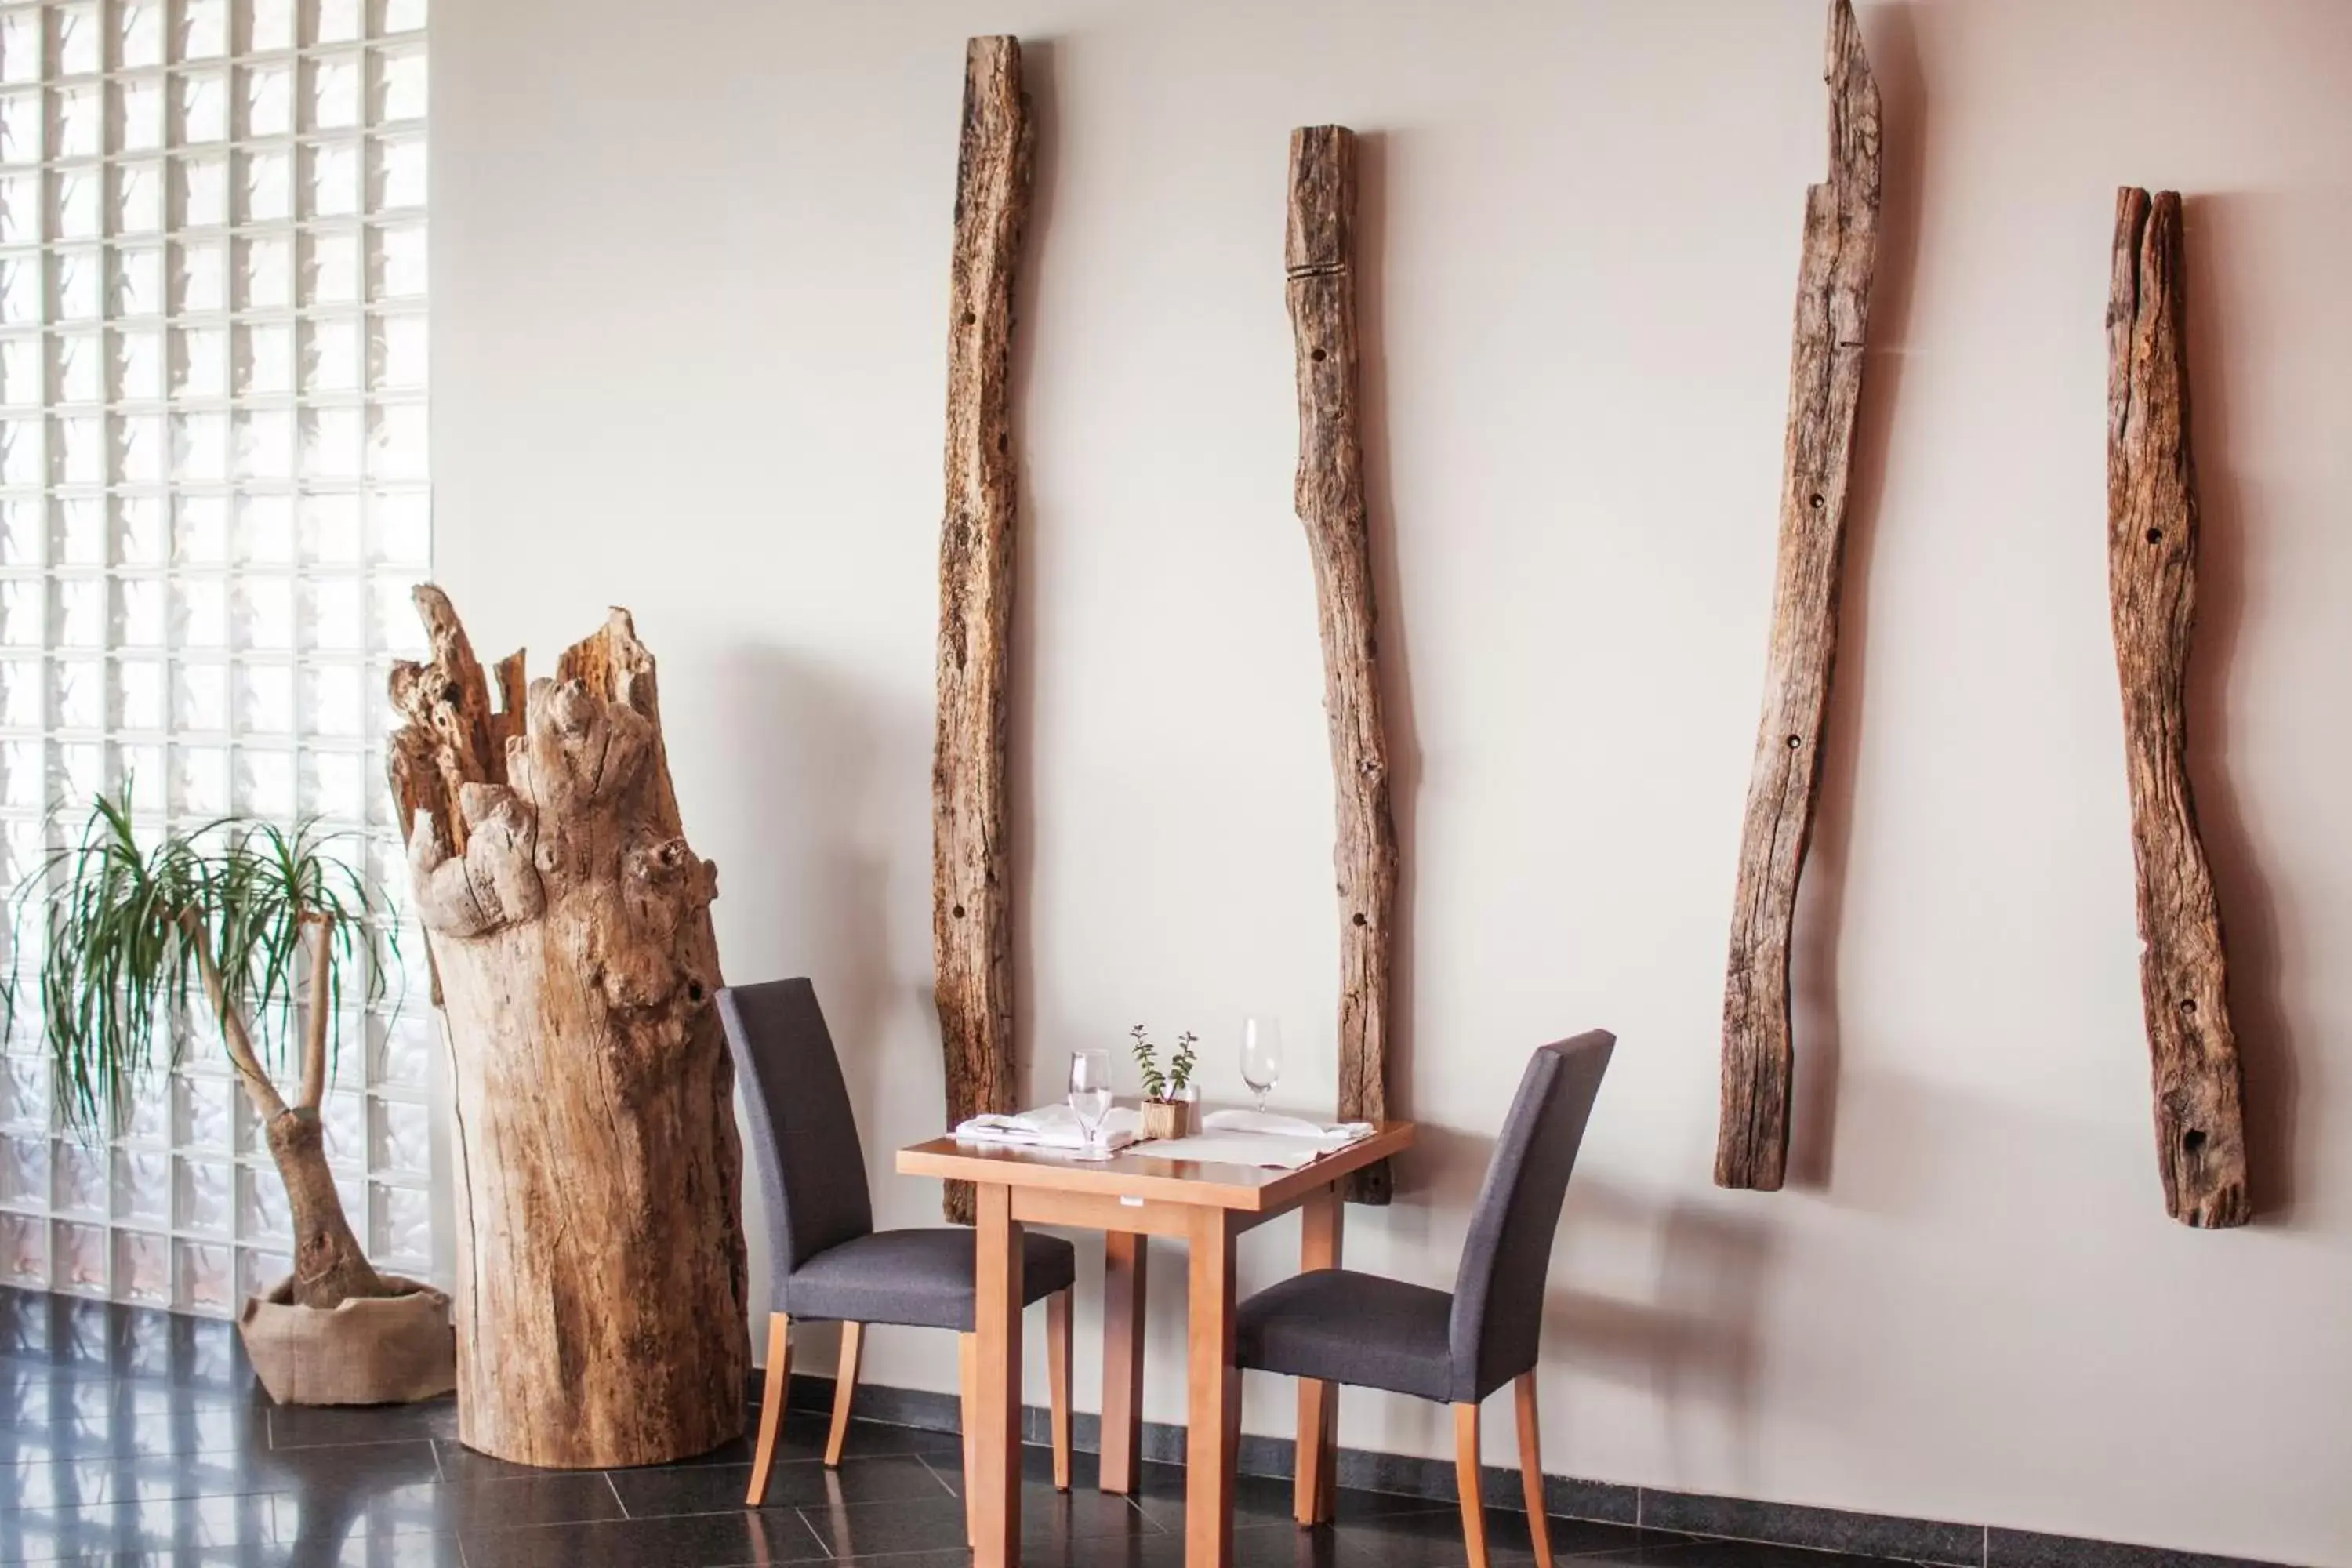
717,978,875,1279
1447,1030,1615,1399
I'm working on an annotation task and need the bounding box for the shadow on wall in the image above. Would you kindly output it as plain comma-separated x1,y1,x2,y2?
1352,127,1427,1154
707,644,915,1158
1397,1126,1773,1489
1007,34,1062,1112
1786,2,1926,1193
1544,1180,1773,1493
1390,1121,1497,1244
2180,194,2302,1224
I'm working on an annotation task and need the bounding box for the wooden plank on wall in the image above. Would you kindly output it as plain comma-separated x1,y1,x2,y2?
2105,186,2250,1229
935,34,1033,1224
1717,0,1881,1191
1286,124,1396,1205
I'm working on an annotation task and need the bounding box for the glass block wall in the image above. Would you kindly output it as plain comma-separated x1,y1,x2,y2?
0,0,433,1316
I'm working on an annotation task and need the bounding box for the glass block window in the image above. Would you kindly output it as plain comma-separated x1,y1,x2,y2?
0,0,430,1315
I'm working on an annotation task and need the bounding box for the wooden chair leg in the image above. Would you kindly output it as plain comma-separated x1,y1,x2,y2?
959,1330,979,1548
1295,1376,1337,1525
1515,1373,1553,1568
1454,1401,1490,1568
1047,1288,1073,1491
824,1321,865,1467
746,1312,792,1505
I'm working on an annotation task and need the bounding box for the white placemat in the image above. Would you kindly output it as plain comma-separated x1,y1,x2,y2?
1200,1109,1374,1145
1138,1132,1335,1171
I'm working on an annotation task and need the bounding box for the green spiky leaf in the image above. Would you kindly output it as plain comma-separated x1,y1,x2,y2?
1,786,399,1133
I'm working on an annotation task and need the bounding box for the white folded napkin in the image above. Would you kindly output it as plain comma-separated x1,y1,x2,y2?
954,1102,1138,1153
1200,1109,1374,1145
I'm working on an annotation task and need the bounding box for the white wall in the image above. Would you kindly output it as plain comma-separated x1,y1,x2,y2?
431,2,2352,1563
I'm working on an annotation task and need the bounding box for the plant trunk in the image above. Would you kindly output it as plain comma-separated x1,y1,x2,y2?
263,1107,390,1309
183,906,393,1312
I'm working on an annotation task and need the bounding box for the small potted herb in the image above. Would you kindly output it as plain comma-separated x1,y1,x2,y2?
1128,1025,1200,1140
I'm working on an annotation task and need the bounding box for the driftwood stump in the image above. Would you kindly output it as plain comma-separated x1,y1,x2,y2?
2105,187,2249,1229
1287,125,1396,1204
1717,0,1880,1192
934,35,1033,1224
387,587,750,1467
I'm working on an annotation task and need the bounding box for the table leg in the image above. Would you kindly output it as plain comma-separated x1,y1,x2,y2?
973,1182,1024,1568
1185,1207,1239,1568
1047,1289,1073,1491
1294,1183,1344,1525
1099,1229,1148,1494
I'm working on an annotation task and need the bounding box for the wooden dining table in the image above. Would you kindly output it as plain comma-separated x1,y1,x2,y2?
898,1120,1415,1568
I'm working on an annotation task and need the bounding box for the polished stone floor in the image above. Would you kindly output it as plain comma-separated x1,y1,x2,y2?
0,1289,1923,1568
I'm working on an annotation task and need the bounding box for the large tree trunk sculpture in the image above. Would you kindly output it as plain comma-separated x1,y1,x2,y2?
387,586,750,1468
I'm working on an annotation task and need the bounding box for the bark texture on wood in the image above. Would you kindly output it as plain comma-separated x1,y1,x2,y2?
934,35,1033,1225
1287,124,1396,1205
191,909,389,1310
1717,0,1880,1192
2106,187,2249,1229
388,586,750,1467
266,1105,383,1308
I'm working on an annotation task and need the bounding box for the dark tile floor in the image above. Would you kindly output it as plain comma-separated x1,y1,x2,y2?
0,1288,1928,1568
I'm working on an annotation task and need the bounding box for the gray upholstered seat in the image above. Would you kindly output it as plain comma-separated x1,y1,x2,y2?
717,976,1079,1507
1234,1031,1614,1568
718,975,1077,1330
1233,1269,1454,1402
786,1227,1075,1332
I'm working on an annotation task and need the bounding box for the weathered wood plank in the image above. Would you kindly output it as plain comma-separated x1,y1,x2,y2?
934,35,1032,1224
2105,186,2249,1229
1287,124,1396,1205
1717,0,1881,1191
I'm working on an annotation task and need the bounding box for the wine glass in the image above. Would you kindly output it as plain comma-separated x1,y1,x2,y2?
1240,1018,1283,1114
1067,1049,1115,1157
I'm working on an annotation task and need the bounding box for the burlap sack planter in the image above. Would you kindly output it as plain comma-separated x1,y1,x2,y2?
239,1275,456,1406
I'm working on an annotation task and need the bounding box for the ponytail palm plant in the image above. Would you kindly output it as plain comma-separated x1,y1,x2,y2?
3,789,399,1309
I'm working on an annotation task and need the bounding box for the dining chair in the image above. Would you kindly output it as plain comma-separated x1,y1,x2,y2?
718,977,1077,1515
1233,1029,1615,1568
